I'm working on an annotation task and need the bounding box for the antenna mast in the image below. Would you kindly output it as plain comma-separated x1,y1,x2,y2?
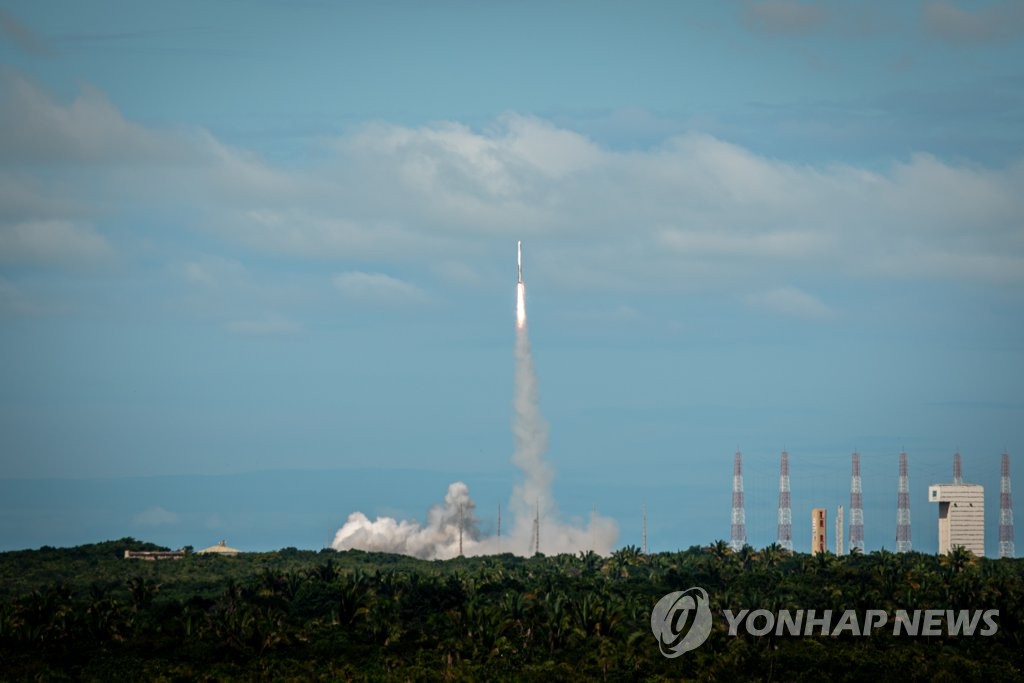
731,450,746,552
850,452,865,553
835,504,844,556
642,504,648,555
777,450,792,551
532,500,540,555
897,450,912,553
1001,451,1015,558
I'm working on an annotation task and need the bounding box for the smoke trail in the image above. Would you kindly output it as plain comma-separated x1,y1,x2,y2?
510,281,552,525
331,256,618,558
505,280,617,555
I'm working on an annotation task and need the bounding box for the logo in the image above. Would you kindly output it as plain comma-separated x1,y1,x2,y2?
650,587,713,657
652,588,999,660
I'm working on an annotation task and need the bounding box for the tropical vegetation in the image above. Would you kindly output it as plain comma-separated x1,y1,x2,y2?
0,538,1021,680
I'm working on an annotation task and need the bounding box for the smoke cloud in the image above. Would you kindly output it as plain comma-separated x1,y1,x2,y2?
332,481,476,559
332,275,618,559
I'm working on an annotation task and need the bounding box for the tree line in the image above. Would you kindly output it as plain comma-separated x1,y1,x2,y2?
0,538,1021,680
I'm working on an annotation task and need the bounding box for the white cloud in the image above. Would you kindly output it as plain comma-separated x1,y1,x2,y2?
0,70,179,163
658,227,831,259
333,271,430,305
0,174,84,222
196,131,300,200
132,506,179,527
0,220,111,266
215,209,439,261
745,286,834,319
2,71,1023,301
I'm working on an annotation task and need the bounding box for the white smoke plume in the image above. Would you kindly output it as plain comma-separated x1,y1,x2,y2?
331,269,618,558
505,281,617,555
332,481,476,559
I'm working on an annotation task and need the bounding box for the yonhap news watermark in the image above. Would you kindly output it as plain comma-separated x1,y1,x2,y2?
651,586,999,658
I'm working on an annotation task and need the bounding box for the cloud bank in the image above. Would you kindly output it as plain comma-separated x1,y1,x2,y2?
2,71,1023,325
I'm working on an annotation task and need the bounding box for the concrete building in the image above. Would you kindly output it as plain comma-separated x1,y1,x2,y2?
928,484,984,556
124,549,187,561
811,508,827,556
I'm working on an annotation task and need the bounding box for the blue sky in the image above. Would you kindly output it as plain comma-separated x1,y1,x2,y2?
0,1,1022,555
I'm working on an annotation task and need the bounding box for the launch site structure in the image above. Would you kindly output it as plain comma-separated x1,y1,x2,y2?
929,451,984,556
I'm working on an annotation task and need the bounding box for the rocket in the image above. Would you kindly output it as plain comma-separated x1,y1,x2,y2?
517,240,523,283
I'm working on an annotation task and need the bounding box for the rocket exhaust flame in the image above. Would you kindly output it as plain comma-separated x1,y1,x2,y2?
516,283,526,329
331,240,617,558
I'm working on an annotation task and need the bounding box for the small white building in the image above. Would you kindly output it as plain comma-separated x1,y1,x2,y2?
197,540,242,556
928,484,984,556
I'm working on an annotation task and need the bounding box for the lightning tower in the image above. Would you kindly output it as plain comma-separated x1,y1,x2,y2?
850,452,865,553
642,504,648,556
953,450,963,484
835,504,844,555
777,450,792,551
1001,450,1015,558
897,450,912,553
532,500,540,556
730,450,746,552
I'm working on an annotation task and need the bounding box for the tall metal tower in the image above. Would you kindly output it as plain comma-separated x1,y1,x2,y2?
850,452,865,553
953,450,963,484
835,504,844,556
531,500,540,555
1001,451,1015,558
777,450,792,551
730,450,746,552
642,503,648,556
897,450,912,553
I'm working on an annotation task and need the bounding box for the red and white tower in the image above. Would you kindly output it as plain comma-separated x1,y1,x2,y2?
897,450,912,553
777,450,792,551
850,452,865,553
730,450,746,552
1000,450,1015,559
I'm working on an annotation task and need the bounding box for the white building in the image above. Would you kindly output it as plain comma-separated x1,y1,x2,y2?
928,484,984,556
197,540,242,556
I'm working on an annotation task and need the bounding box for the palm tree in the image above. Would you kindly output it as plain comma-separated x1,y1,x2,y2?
541,591,580,654
126,576,160,612
305,560,339,583
735,545,760,571
940,546,977,575
759,542,788,569
709,539,732,562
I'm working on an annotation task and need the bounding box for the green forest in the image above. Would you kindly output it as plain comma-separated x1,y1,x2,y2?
1,539,1022,681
